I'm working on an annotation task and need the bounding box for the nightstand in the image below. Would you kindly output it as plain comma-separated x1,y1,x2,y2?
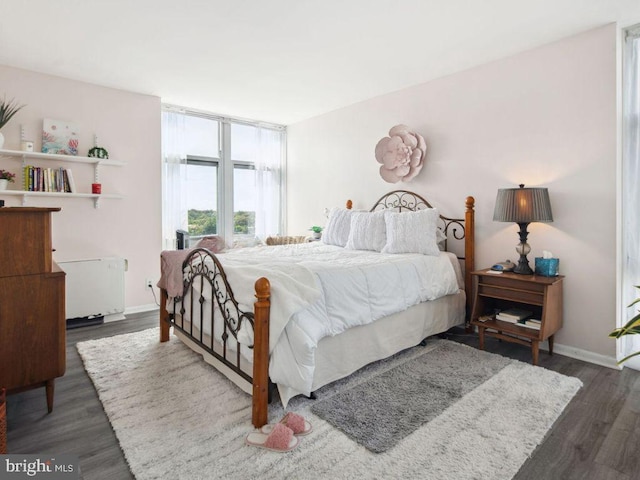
470,269,564,365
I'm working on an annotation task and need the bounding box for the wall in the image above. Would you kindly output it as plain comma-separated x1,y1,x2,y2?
287,25,617,359
0,65,162,313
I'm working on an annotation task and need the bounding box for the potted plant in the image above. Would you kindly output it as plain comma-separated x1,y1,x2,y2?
0,169,15,190
0,97,25,149
609,285,640,364
310,226,323,240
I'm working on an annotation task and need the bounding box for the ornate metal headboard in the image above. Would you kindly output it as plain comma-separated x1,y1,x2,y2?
368,190,467,251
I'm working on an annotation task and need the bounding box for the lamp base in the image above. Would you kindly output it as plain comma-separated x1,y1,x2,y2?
513,256,534,275
513,223,533,275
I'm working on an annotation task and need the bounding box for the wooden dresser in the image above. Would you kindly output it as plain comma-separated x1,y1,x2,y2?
0,207,66,412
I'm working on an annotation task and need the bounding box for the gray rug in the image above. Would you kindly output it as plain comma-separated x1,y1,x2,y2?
311,341,511,453
78,328,583,480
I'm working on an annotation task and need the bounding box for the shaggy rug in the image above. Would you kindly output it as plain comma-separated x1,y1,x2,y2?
78,328,582,480
310,341,512,453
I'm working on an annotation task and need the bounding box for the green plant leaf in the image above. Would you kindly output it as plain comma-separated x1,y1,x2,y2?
620,313,640,330
0,97,25,129
618,350,640,365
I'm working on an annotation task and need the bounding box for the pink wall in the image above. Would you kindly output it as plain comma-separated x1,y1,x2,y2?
288,25,617,359
0,65,162,313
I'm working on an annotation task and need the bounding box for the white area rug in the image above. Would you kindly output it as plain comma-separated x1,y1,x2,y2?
77,328,582,480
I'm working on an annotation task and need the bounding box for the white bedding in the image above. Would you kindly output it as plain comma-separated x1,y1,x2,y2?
171,242,461,406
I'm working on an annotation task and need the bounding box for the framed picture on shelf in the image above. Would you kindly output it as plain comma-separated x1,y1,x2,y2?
42,118,79,155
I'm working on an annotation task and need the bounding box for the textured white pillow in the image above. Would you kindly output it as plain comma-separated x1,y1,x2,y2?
382,208,441,256
323,208,354,247
436,228,447,251
345,210,387,251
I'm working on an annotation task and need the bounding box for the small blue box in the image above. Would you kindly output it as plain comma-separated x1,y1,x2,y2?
535,257,559,277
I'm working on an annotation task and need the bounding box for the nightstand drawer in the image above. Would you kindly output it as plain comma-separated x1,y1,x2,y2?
478,284,545,305
480,275,546,294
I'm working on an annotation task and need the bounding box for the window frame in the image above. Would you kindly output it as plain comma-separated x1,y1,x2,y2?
185,155,221,241
163,105,286,246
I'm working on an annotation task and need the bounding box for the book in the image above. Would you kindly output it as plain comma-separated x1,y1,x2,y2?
496,314,521,323
496,308,533,321
520,320,541,330
66,169,76,193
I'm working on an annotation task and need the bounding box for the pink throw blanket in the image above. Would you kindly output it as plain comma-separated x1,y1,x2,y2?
157,250,193,298
157,236,227,298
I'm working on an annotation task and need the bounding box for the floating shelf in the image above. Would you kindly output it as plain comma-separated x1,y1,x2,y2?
0,190,123,208
0,148,126,166
0,148,125,208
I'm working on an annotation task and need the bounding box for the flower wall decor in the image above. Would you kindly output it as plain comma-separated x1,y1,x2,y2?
374,124,426,183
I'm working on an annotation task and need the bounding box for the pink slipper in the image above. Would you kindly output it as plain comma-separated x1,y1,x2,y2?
245,423,300,452
261,412,313,436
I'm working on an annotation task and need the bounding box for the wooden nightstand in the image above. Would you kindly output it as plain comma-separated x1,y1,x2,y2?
470,268,564,365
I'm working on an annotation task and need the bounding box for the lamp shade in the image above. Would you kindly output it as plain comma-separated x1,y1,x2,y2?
493,184,553,224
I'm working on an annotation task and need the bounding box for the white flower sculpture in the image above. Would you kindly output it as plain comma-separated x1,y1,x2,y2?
375,124,426,183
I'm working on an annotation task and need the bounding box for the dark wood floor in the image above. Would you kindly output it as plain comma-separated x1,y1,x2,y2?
6,314,640,480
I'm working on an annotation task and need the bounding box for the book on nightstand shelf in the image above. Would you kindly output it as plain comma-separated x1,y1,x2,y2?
519,319,541,330
495,308,533,322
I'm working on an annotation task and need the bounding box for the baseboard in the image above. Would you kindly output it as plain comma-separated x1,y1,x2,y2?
104,313,126,323
540,341,621,370
124,304,159,316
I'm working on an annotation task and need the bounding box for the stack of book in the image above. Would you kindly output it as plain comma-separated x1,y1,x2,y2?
23,166,76,193
520,318,542,330
495,308,533,323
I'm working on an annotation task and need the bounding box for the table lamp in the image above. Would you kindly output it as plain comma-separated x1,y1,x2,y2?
493,184,553,275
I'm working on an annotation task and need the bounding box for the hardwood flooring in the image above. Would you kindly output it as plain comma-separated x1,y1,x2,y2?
5,315,640,479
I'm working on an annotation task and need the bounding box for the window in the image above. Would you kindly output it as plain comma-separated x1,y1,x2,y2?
161,108,285,249
186,158,218,237
620,24,640,369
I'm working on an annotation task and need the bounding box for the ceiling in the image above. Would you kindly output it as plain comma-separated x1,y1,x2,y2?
1,0,639,125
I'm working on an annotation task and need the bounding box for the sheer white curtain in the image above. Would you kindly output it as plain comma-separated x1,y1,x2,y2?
254,126,285,240
161,110,188,249
621,25,640,370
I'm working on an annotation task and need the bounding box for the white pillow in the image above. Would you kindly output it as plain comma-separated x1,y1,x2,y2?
382,208,441,256
345,210,387,251
323,207,353,247
436,228,447,251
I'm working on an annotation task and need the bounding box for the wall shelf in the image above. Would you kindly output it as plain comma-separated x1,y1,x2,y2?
0,148,125,208
0,190,123,208
0,148,126,166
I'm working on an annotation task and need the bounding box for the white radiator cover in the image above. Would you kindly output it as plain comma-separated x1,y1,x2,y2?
58,257,126,320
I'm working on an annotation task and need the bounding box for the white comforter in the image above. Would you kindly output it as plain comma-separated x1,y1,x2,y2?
180,242,461,406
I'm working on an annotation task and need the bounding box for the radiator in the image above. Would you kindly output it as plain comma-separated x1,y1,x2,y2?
58,257,126,321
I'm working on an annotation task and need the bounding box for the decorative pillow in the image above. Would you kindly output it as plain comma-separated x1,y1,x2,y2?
436,228,447,251
323,208,354,247
382,208,440,256
345,210,387,252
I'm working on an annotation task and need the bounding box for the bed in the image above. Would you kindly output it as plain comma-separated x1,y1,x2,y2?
159,190,475,428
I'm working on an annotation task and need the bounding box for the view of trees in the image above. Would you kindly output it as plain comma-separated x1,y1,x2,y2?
188,209,255,236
